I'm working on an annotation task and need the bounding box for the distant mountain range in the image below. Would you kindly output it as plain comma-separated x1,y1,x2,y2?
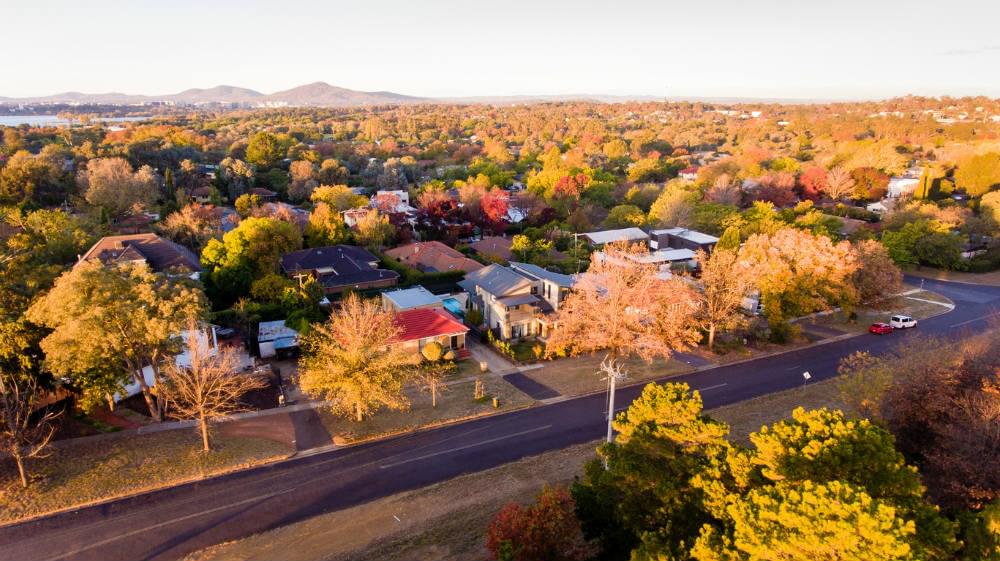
0,82,426,107
0,82,830,107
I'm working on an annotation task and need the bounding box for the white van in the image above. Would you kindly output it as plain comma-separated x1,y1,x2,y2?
889,315,917,329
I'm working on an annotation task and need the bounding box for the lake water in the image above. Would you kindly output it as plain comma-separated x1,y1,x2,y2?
0,115,151,127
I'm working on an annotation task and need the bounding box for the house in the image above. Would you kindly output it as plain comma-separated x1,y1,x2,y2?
258,202,310,229
508,262,575,313
280,245,399,294
458,263,575,340
190,186,214,204
249,187,278,202
76,233,201,276
887,177,920,198
648,228,719,254
596,247,697,272
385,241,484,273
867,199,895,215
469,236,514,262
342,207,371,228
374,189,411,207
391,308,469,356
583,227,650,247
679,166,700,181
112,212,157,234
382,286,444,312
258,320,299,359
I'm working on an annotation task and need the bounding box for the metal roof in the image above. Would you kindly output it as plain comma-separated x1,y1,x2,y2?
583,228,649,245
382,286,441,309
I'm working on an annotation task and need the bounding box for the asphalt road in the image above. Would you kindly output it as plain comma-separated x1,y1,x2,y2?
3,276,999,561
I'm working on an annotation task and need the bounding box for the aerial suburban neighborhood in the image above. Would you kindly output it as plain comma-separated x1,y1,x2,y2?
2,2,1000,561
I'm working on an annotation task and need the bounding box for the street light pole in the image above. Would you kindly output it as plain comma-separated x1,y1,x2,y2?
606,372,617,443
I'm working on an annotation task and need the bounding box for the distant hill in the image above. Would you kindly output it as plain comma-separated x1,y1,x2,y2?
265,81,423,106
168,85,264,104
0,82,424,107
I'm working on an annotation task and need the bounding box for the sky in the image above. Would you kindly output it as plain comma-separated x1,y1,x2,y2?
4,0,1000,101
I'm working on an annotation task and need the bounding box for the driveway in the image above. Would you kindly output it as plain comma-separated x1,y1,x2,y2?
465,338,516,373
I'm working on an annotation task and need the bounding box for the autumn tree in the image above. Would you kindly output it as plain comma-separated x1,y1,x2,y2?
487,486,588,561
851,166,890,200
298,294,418,421
0,372,59,488
981,191,1000,225
159,204,224,251
353,209,394,250
305,202,350,247
28,261,206,420
287,160,318,202
0,150,65,205
738,228,858,339
852,239,903,308
703,174,742,206
648,184,696,227
311,184,367,211
823,166,856,201
162,323,264,451
78,157,158,219
696,248,753,350
546,241,701,365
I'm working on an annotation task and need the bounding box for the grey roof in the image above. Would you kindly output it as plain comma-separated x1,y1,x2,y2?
583,227,649,245
461,264,533,296
497,294,540,307
509,262,576,288
382,286,441,309
650,227,719,245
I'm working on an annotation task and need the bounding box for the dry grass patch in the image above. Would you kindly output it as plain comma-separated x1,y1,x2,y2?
187,377,855,561
523,354,694,397
808,288,954,335
186,441,599,561
0,431,292,525
320,374,534,444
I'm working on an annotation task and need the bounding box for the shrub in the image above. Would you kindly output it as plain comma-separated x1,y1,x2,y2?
421,341,444,362
486,486,587,561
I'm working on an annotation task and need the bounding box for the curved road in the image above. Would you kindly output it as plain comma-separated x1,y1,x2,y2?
2,277,999,561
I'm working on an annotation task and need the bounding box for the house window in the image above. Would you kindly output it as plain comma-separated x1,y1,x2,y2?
450,335,458,349
530,286,538,295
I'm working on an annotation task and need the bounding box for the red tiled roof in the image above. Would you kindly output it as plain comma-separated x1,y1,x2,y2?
392,308,468,343
385,241,483,273
680,166,700,174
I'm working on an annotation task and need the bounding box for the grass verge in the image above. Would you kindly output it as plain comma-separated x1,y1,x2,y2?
521,354,694,397
0,431,292,525
187,376,849,561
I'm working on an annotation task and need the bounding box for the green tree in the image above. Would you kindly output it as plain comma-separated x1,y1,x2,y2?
573,382,728,559
201,217,303,305
604,204,646,228
715,225,741,251
234,193,261,218
955,153,1000,197
691,481,918,561
245,131,283,168
27,262,207,420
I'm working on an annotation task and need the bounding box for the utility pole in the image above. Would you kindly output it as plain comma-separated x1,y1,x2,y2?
600,356,627,445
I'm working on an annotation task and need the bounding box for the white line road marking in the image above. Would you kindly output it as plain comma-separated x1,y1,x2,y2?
951,312,1000,328
904,296,955,308
379,425,553,469
41,488,296,561
696,383,728,392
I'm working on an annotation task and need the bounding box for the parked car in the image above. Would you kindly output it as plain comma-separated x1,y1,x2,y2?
889,315,917,329
869,322,894,335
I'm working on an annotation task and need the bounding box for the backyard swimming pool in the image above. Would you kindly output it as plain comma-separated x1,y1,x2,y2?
442,297,464,317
